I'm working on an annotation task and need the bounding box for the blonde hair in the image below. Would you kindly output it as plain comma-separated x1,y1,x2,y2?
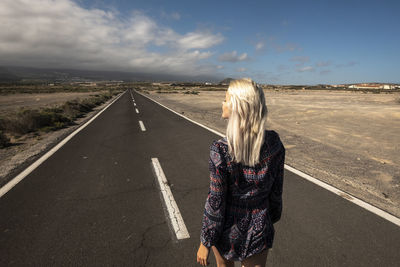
226,78,268,167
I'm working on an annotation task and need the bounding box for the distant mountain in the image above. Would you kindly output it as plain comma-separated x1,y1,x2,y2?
219,77,234,84
0,66,223,83
0,67,21,82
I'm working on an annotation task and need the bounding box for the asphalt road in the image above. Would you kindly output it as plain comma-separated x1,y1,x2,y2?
0,89,399,266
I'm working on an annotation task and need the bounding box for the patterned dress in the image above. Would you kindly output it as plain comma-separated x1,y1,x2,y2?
200,129,285,261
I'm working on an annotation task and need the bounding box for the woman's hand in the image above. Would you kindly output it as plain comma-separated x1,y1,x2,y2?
197,242,210,266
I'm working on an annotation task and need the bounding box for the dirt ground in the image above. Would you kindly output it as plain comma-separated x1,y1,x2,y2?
142,89,400,218
0,91,107,115
1,89,399,218
0,91,120,188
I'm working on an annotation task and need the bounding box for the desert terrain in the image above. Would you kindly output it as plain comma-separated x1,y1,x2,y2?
1,86,399,218
0,90,121,186
140,88,400,218
0,91,106,115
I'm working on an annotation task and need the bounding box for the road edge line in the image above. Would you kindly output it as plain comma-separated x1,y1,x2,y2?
134,89,400,227
0,90,126,198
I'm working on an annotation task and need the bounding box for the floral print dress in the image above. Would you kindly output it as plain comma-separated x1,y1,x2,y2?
200,130,285,261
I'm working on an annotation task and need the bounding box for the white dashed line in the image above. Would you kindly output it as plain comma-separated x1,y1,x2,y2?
138,120,146,131
135,108,139,114
134,103,136,106
134,90,221,136
151,158,190,240
135,89,400,227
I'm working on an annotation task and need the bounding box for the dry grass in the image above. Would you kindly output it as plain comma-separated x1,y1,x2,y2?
0,90,122,147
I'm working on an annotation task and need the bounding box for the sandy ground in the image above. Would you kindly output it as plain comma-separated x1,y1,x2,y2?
0,92,121,188
141,89,400,218
0,91,107,115
1,89,399,218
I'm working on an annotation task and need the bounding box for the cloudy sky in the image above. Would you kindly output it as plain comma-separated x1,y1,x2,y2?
0,0,399,84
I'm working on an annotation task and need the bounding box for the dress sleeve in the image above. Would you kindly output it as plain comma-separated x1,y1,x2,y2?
269,144,285,224
200,140,228,248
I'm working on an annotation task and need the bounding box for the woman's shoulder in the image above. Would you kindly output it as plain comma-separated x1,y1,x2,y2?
264,130,285,159
211,137,229,158
209,138,228,168
211,129,284,156
212,130,283,147
265,130,283,145
210,137,228,154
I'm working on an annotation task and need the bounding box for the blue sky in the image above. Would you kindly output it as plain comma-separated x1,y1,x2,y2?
1,0,399,84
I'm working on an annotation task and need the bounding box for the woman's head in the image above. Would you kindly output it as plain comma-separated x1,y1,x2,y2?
225,78,268,167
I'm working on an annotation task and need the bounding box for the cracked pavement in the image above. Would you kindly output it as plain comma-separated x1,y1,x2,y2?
0,90,399,266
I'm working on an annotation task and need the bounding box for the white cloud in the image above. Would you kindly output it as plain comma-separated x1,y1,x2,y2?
236,67,246,72
238,53,248,61
316,61,332,67
218,51,249,62
216,65,224,69
0,0,224,77
255,42,265,51
178,32,224,50
297,66,314,72
254,35,301,54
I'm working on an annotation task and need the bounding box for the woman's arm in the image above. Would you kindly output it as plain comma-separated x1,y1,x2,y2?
269,145,285,224
200,140,228,249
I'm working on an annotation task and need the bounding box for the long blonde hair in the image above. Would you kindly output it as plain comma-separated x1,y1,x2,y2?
226,78,268,167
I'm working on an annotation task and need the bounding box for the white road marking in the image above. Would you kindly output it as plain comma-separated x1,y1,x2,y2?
138,120,146,131
285,165,400,227
0,90,126,198
135,89,400,227
151,158,190,240
135,108,139,114
134,103,136,106
135,90,221,137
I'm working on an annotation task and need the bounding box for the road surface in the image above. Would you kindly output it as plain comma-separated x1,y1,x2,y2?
0,89,399,266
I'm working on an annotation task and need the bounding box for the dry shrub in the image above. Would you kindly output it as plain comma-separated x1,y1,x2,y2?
0,130,10,148
0,91,119,147
2,108,73,135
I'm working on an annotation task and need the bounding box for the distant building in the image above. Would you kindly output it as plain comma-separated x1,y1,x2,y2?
71,81,97,86
331,84,347,88
349,83,394,89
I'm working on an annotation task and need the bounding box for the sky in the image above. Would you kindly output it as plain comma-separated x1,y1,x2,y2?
0,0,399,84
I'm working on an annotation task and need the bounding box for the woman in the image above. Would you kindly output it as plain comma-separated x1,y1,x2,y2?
196,78,285,267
